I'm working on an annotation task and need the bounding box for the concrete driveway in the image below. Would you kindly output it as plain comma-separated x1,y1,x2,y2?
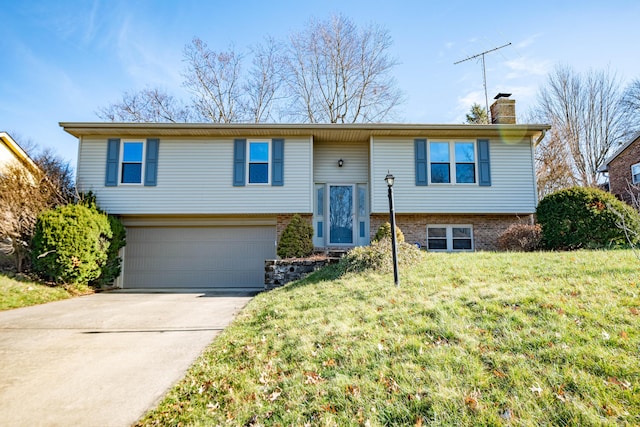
0,290,253,427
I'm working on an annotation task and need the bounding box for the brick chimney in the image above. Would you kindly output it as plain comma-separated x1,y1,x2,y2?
490,93,516,124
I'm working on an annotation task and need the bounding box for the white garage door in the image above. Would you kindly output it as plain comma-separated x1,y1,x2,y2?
123,226,276,290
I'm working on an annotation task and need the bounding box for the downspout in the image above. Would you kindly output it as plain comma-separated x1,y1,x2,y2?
534,129,547,147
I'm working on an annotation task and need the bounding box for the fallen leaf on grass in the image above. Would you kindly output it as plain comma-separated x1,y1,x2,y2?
346,384,361,398
266,389,282,402
464,395,479,411
529,384,543,395
322,358,336,367
500,408,513,420
630,307,639,316
304,371,324,385
492,370,506,378
620,331,628,340
606,377,631,389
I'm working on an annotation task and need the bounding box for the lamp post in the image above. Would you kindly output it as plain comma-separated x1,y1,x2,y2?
385,172,399,287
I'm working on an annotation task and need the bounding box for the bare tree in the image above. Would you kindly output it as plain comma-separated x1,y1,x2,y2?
242,37,286,123
283,14,403,123
535,125,577,199
534,65,628,188
97,14,403,124
623,78,640,133
0,163,69,272
97,87,194,122
465,103,488,124
183,38,243,123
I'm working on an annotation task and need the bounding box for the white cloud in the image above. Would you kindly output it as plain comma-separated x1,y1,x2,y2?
504,57,552,79
516,33,542,49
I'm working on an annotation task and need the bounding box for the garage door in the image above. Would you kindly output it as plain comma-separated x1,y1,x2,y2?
123,226,276,290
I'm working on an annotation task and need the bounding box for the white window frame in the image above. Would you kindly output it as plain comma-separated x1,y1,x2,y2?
426,224,474,252
247,140,271,185
120,140,145,185
428,140,477,185
632,162,640,185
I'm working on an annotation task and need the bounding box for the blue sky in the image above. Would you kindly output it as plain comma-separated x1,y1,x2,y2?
2,0,640,167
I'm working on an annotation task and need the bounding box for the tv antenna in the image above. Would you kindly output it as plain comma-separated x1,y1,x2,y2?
454,42,511,122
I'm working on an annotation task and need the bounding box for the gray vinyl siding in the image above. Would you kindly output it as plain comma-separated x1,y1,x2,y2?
76,137,312,214
314,140,369,183
370,137,537,214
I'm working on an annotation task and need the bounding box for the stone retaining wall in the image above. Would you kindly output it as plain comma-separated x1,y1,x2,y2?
264,258,340,290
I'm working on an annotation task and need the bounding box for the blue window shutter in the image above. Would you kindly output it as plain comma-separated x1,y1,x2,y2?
477,139,491,186
105,138,120,186
272,139,284,186
233,139,246,186
144,138,159,186
415,139,428,186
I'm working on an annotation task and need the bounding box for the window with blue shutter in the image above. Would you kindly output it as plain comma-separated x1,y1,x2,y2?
477,139,491,186
414,139,428,186
272,139,284,186
105,138,120,186
144,138,159,186
233,139,247,186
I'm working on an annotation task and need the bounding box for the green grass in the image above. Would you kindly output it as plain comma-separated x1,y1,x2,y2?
137,250,640,426
0,272,91,311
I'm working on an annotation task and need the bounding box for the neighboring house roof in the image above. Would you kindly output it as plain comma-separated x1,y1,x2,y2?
0,131,38,170
60,122,550,144
598,131,640,173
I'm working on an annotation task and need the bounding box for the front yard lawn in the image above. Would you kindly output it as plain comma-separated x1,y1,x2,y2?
137,250,639,426
0,272,91,311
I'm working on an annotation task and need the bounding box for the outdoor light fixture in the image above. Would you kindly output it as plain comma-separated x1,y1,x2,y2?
338,159,344,167
385,171,399,286
384,172,395,187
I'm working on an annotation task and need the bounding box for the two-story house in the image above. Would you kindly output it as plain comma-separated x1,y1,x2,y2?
62,96,550,291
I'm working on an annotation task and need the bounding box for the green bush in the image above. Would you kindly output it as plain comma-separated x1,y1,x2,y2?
91,215,126,288
277,214,314,259
372,222,405,243
536,186,640,250
340,239,424,274
31,204,112,285
79,193,127,288
497,223,542,252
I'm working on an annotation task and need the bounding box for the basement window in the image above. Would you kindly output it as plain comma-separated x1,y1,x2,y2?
427,225,474,251
632,162,640,184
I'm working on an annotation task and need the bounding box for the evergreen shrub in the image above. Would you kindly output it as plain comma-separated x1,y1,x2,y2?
79,193,127,288
536,186,640,250
372,221,405,243
32,204,112,284
277,214,314,258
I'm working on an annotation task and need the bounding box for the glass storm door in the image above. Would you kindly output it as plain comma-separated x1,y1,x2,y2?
329,185,354,244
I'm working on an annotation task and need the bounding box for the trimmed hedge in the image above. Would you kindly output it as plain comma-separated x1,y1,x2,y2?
32,204,112,284
536,186,640,250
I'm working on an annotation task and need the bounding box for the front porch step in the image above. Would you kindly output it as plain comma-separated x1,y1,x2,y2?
314,248,350,258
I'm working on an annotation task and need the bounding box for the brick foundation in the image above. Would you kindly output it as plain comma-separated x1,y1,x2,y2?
370,213,533,251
